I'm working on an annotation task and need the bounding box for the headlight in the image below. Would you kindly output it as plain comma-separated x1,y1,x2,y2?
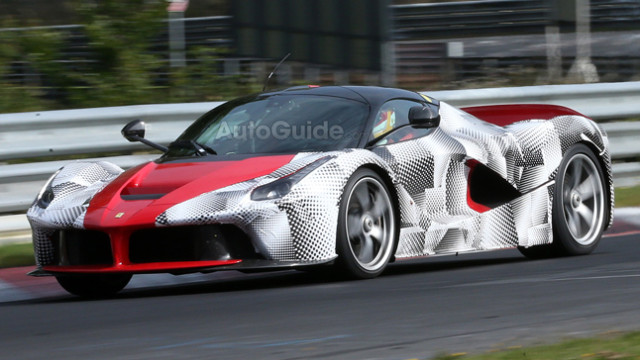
36,169,61,209
251,178,293,201
251,156,334,201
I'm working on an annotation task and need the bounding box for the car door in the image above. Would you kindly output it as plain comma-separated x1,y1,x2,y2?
369,99,474,256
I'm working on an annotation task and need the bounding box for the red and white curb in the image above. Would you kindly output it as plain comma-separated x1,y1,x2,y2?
0,267,62,302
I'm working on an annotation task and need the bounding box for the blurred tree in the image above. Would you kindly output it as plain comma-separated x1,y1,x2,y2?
65,0,167,107
0,0,229,26
0,20,62,112
0,0,257,112
0,0,75,25
169,47,259,102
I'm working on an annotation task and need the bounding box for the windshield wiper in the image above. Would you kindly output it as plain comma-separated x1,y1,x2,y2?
169,140,217,156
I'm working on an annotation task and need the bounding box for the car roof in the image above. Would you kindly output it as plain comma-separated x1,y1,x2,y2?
266,85,428,108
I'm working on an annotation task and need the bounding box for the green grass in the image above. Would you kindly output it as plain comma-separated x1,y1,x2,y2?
614,184,640,208
0,242,35,268
432,331,640,360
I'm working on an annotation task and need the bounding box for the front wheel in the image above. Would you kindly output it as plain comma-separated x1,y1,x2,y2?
335,169,397,279
56,274,132,298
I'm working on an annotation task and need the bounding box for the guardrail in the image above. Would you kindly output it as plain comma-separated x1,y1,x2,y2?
1,101,218,213
0,102,224,162
1,82,640,219
430,82,640,121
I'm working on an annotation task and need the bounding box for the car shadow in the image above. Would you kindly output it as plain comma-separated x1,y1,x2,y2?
385,254,526,276
4,235,629,306
5,251,530,304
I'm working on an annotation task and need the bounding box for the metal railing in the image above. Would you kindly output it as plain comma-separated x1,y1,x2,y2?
392,0,640,41
0,102,223,162
392,0,551,40
591,0,640,30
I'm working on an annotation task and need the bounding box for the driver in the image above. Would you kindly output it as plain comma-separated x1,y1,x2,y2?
372,107,396,139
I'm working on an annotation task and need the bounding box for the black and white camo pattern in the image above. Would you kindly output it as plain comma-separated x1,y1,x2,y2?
28,101,613,266
155,102,613,262
156,150,394,261
26,162,123,266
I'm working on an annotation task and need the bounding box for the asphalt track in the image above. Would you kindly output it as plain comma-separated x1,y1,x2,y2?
1,229,640,359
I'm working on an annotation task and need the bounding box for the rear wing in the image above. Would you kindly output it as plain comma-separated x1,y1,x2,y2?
461,104,588,127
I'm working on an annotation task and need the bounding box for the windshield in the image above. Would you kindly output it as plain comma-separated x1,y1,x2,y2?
164,94,369,157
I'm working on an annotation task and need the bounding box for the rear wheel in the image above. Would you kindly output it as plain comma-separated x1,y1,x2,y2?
336,169,397,279
519,143,606,258
56,274,132,298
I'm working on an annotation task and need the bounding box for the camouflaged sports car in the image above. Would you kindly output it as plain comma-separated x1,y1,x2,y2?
27,86,613,297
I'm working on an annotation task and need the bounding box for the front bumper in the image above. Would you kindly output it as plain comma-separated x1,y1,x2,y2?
29,225,336,276
30,258,335,276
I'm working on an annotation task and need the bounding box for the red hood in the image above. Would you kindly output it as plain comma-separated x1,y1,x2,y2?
84,154,295,229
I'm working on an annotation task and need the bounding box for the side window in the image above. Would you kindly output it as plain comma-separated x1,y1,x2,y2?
371,99,433,145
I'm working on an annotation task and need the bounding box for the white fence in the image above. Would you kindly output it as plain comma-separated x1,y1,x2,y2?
2,82,640,217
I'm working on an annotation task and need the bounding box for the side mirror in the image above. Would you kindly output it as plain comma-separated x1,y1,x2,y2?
121,119,168,152
122,119,146,142
409,104,440,128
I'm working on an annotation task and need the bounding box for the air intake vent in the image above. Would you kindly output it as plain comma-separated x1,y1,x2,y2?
129,225,260,263
53,229,113,265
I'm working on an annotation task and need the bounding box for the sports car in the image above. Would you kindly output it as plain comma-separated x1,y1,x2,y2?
27,85,613,297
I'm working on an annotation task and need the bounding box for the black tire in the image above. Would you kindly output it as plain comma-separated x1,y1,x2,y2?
56,274,132,298
517,242,558,259
335,168,397,279
519,143,607,259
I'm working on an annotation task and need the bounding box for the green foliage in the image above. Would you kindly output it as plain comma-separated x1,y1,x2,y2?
614,184,640,208
0,20,62,112
0,1,261,114
168,47,260,103
64,0,167,107
0,241,34,268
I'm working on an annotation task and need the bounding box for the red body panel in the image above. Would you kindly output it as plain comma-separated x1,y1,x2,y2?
80,154,295,270
43,260,242,274
462,104,587,127
465,159,491,213
85,154,295,229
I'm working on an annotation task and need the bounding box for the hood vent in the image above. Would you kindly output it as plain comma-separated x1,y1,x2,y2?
121,193,165,201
